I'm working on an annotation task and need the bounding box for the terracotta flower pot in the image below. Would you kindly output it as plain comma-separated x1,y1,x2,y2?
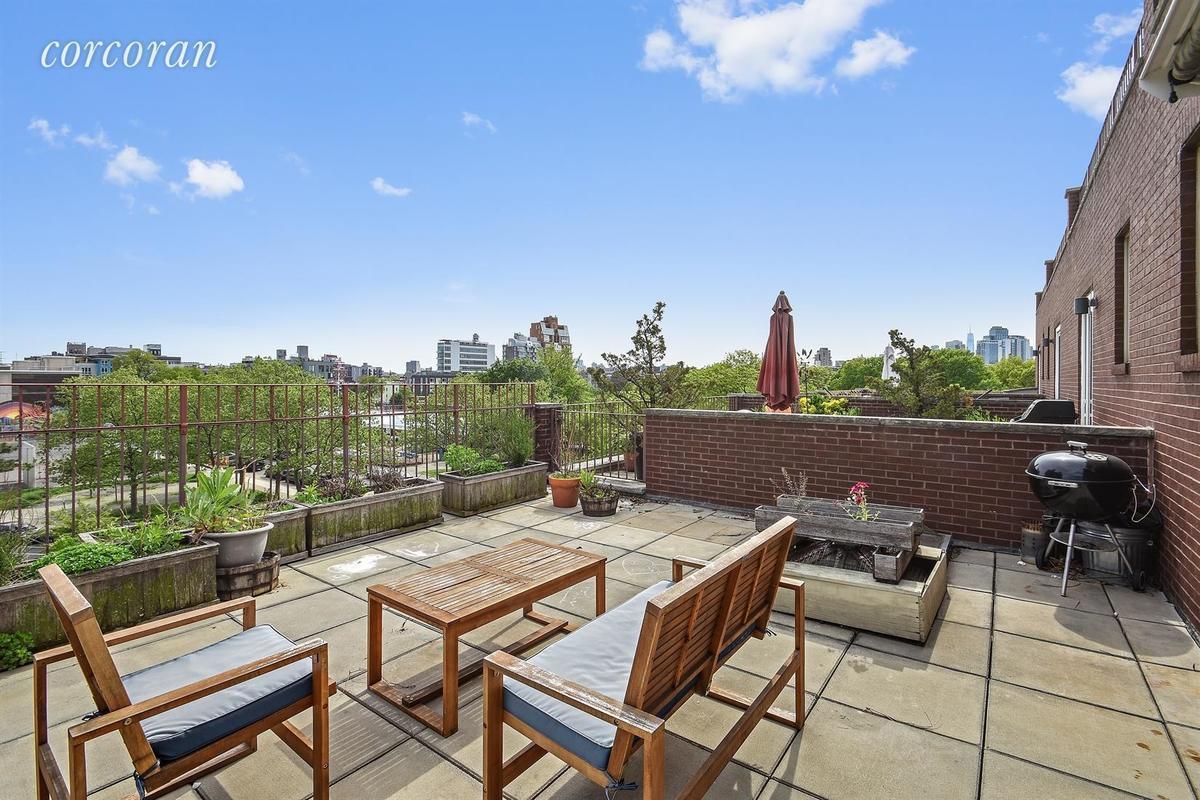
548,475,581,508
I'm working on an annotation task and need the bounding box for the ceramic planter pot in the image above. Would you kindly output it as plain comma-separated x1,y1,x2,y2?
549,475,581,508
204,521,274,569
580,494,618,517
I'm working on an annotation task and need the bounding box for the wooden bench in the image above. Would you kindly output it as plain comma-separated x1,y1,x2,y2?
33,565,334,800
482,516,804,799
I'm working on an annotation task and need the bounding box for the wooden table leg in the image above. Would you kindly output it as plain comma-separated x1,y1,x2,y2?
441,631,459,735
595,562,606,618
367,594,382,686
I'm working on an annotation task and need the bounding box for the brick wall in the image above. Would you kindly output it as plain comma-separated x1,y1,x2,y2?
1034,13,1200,627
727,392,1039,419
644,409,1152,550
529,403,561,469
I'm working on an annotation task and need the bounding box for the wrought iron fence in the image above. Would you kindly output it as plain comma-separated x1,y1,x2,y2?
558,401,645,481
0,381,535,537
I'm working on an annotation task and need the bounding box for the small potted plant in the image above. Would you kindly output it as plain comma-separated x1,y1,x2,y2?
177,467,272,568
578,470,618,517
548,426,581,508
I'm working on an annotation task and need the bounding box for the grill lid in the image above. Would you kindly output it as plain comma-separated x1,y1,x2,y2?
1025,441,1135,486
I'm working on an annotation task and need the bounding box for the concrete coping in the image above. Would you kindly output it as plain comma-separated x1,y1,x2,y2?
645,407,1155,438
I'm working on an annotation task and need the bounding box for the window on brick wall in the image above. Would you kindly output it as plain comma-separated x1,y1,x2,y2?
1180,135,1200,355
1114,225,1131,364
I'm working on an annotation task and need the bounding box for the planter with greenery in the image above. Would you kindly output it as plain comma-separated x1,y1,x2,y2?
177,467,272,569
440,411,545,515
259,498,310,562
578,470,619,517
300,472,443,554
0,518,217,653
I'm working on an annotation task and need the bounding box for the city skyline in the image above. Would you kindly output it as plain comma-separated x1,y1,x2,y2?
0,3,1136,368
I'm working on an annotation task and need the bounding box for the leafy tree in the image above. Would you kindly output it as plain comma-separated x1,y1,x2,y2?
536,347,593,404
683,350,761,399
804,365,836,392
479,358,546,385
588,301,697,412
869,330,966,419
831,356,884,390
985,356,1037,390
930,349,988,389
111,349,175,382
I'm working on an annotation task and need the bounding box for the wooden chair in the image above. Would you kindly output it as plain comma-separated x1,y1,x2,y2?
483,516,804,800
33,565,334,800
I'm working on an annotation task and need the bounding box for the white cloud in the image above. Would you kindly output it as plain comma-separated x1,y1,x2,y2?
370,176,412,198
1057,61,1121,120
835,30,915,78
104,145,161,185
1089,9,1140,56
146,204,161,215
182,159,245,199
28,118,70,145
462,111,496,133
282,151,310,175
640,0,900,101
75,129,115,150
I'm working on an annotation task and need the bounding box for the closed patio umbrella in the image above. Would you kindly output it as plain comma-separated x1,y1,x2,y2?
757,291,801,412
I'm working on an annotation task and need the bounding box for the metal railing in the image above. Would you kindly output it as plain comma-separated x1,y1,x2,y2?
0,381,535,537
559,401,644,481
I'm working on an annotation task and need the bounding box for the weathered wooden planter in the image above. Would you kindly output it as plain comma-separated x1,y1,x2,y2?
262,501,310,562
217,551,281,601
757,497,923,582
309,478,443,553
0,543,218,649
440,461,548,516
772,535,949,642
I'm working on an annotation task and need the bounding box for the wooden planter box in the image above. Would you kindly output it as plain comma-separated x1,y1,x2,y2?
263,501,310,562
772,535,949,642
309,478,443,554
440,461,548,516
0,543,218,649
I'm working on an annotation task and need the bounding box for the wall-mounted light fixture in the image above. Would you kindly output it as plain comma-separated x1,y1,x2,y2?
1042,336,1052,349
1073,296,1097,314
1031,347,1040,357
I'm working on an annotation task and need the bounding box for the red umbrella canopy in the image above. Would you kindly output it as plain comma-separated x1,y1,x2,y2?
756,291,801,411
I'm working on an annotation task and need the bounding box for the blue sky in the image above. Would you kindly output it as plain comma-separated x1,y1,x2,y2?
0,1,1143,370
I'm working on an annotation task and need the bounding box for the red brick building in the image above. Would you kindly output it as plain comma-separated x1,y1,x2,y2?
1035,1,1200,626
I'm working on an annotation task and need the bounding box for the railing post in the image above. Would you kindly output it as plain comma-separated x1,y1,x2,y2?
452,384,461,445
178,385,188,507
531,403,563,469
341,384,351,482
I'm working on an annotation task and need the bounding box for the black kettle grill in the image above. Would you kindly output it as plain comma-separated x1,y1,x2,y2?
1025,441,1146,594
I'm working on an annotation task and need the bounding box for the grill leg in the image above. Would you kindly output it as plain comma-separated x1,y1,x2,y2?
1104,523,1137,577
1060,520,1077,597
1044,517,1065,563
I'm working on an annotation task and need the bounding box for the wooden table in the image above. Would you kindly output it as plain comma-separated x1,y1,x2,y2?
367,537,607,735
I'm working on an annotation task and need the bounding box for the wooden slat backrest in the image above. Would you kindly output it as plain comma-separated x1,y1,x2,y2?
606,517,796,774
38,565,159,775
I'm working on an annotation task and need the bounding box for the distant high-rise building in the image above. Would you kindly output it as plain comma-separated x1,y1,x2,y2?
945,340,966,351
405,360,421,376
813,347,832,367
966,330,975,355
504,315,570,361
247,345,382,382
975,326,1031,364
437,334,495,373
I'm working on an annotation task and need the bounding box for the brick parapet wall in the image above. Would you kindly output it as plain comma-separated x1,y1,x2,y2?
529,403,562,470
644,409,1152,550
726,392,1038,419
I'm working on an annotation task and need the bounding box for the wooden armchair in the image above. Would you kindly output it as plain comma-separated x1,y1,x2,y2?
33,565,334,800
483,517,804,800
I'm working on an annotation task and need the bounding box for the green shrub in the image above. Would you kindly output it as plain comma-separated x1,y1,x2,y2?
444,445,508,476
32,540,133,576
99,517,182,559
176,467,261,538
0,632,33,672
0,530,30,586
463,412,534,467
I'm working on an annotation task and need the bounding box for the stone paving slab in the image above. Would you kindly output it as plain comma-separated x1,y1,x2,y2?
7,498,1200,800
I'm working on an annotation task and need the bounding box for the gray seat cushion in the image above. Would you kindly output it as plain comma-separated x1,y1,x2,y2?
120,624,313,764
503,580,673,770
